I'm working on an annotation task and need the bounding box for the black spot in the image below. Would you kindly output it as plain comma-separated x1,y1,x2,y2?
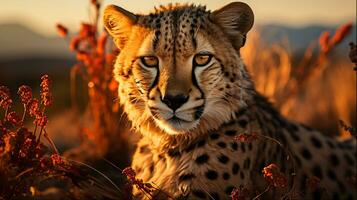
288,123,299,132
332,192,340,200
294,155,302,167
238,119,248,128
311,136,323,148
192,190,206,199
136,167,142,173
346,194,354,200
301,123,313,131
243,158,251,169
301,148,312,160
224,120,236,126
343,153,354,165
210,133,220,140
185,143,196,152
327,169,336,180
225,186,235,195
337,181,346,192
139,145,150,154
329,153,340,166
217,142,227,148
289,131,300,141
312,189,322,200
179,173,196,181
168,148,180,157
196,154,209,165
149,163,154,173
312,165,323,179
218,155,229,164
223,172,230,180
279,132,287,145
195,106,204,120
158,154,166,162
240,143,246,152
300,174,307,190
209,192,220,200
225,130,236,136
155,30,161,37
248,143,253,151
345,169,353,177
240,171,245,179
235,109,247,118
205,170,218,180
326,140,335,148
230,142,238,151
197,139,206,147
232,162,240,174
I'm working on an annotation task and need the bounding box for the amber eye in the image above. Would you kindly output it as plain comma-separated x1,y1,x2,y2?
193,54,212,66
140,56,159,68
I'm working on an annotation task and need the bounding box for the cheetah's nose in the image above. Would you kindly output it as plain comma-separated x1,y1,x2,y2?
162,94,189,111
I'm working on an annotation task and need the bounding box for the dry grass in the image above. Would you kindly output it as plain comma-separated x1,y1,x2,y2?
242,27,356,137
0,0,356,199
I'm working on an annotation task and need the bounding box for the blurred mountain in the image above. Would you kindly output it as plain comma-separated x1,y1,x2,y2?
0,23,72,59
0,23,355,60
257,24,356,53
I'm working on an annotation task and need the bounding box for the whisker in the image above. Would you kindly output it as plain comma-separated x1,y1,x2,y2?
62,157,122,194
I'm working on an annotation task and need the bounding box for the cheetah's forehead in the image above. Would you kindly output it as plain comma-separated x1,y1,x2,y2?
136,4,211,57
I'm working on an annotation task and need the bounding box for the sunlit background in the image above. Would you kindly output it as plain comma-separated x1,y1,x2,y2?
0,1,356,198
1,0,356,36
0,0,356,144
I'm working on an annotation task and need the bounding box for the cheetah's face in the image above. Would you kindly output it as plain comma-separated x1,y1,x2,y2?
104,2,254,135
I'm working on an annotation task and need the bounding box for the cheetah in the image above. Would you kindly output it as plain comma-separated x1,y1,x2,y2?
103,2,357,199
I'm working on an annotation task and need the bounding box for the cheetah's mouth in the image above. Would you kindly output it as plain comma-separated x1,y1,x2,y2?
149,105,204,135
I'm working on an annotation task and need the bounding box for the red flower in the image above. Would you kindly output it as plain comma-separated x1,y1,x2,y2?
319,31,330,54
34,114,48,127
51,154,63,166
122,167,154,194
231,186,250,200
18,85,32,105
56,23,68,38
77,51,92,65
79,23,94,38
0,86,13,109
262,163,288,188
28,98,40,117
331,23,352,45
234,133,258,143
40,75,53,107
6,111,22,126
97,33,108,54
70,37,81,51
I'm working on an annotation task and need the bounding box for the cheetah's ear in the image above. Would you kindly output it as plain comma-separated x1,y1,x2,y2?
103,5,137,49
210,2,254,49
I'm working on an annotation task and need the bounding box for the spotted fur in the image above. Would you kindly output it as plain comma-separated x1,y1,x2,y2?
104,2,357,200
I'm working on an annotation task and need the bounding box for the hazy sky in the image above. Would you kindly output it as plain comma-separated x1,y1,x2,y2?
0,0,355,36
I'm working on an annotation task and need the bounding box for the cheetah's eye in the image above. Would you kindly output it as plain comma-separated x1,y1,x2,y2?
140,56,159,68
193,54,213,66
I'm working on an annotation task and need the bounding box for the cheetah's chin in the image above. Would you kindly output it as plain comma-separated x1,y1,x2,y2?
154,117,199,135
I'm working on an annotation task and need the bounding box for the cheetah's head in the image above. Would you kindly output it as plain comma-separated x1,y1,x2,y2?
104,2,255,136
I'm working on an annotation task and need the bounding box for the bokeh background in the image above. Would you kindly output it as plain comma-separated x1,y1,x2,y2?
0,0,356,152
0,1,356,198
